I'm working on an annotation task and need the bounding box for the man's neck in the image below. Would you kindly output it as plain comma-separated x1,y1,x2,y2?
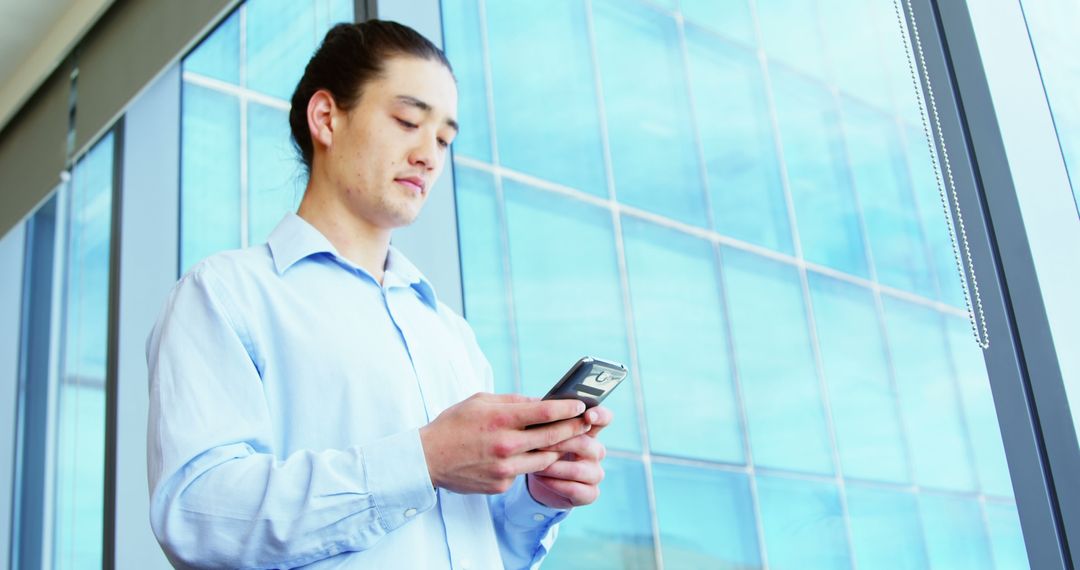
296,184,391,284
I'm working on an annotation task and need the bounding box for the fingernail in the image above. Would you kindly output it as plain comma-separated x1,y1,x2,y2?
576,402,587,414
586,409,598,423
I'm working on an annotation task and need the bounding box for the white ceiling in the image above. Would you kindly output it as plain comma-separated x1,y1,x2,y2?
0,0,112,131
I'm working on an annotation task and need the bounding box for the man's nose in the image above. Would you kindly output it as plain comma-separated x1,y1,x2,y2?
409,136,439,169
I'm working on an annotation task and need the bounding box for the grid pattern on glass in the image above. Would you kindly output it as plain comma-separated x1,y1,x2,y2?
444,0,1027,567
180,0,354,274
53,132,114,568
1019,0,1080,215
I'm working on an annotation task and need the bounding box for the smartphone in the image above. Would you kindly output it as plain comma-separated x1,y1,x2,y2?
542,356,628,409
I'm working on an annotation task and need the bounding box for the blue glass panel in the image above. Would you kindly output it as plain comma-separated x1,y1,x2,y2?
918,494,994,570
903,125,966,307
181,83,241,273
622,217,742,463
883,297,975,491
54,132,113,568
984,501,1030,569
842,98,935,297
486,0,606,195
756,0,826,78
816,0,893,110
652,463,761,568
319,0,354,32
686,27,791,253
544,457,655,569
808,274,907,484
503,181,639,451
441,0,493,162
946,316,1012,497
245,0,319,100
846,485,929,570
183,8,240,85
757,474,851,570
248,102,303,245
455,166,516,395
680,0,754,46
771,68,868,277
593,0,707,226
722,247,832,474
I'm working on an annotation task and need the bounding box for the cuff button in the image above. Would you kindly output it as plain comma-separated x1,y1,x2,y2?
532,513,546,522
404,508,418,518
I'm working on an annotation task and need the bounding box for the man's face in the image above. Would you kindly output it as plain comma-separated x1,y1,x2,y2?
323,55,458,230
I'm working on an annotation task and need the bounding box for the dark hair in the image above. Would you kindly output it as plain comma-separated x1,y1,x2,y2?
288,20,453,173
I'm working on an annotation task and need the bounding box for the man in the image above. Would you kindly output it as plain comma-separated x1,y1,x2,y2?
147,20,611,569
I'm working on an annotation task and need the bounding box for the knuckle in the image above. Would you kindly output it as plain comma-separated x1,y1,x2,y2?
491,462,515,480
491,438,515,459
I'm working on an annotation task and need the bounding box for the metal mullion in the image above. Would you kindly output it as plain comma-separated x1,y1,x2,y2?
101,122,123,570
902,0,1074,567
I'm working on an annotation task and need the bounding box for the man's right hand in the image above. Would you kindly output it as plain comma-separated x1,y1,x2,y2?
419,393,592,495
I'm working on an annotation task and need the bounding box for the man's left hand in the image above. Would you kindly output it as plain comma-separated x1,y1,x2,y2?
527,406,613,509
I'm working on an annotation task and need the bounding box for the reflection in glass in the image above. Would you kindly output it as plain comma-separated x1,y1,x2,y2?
183,8,240,85
245,0,318,100
455,166,516,395
984,501,1029,569
843,98,935,297
772,68,868,277
757,474,850,570
593,0,706,226
486,0,606,195
544,457,655,570
883,298,975,491
685,27,791,254
54,133,114,568
622,217,741,463
247,102,303,245
755,0,827,79
503,181,639,452
722,247,832,475
679,0,754,47
846,485,929,570
653,462,760,569
919,494,994,569
808,274,908,484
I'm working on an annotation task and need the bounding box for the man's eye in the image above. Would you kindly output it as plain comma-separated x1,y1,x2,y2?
437,138,449,149
396,118,418,129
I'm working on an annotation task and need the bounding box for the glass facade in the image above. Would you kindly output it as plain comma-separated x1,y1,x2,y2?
180,0,353,273
443,0,1026,567
54,133,114,568
1019,0,1080,215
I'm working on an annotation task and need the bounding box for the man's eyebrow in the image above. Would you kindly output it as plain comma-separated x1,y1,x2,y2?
395,95,459,133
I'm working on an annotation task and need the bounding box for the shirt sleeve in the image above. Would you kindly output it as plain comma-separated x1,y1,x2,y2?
448,313,571,569
146,262,437,569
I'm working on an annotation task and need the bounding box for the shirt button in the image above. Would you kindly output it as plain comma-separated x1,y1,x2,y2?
532,513,546,522
404,508,418,518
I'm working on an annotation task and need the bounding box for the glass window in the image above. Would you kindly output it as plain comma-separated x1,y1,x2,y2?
919,493,995,569
652,462,760,569
592,0,706,227
622,217,742,464
54,132,115,568
180,0,353,273
502,180,639,452
846,484,929,569
443,0,1028,566
756,474,850,569
723,247,832,475
684,26,791,254
485,0,607,196
543,457,655,569
1019,0,1080,214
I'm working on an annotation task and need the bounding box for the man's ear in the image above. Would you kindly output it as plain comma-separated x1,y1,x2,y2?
307,90,337,154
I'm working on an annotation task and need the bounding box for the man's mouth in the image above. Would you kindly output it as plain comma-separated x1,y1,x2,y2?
395,177,425,194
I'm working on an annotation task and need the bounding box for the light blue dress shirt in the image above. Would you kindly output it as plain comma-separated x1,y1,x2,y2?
147,213,568,569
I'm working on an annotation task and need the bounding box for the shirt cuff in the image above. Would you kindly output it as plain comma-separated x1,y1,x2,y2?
361,429,437,532
503,476,570,529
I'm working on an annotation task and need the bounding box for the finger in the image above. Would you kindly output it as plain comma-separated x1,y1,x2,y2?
538,434,605,460
509,399,586,427
582,406,614,437
480,393,538,404
519,416,592,452
529,475,600,507
533,459,604,485
504,450,561,476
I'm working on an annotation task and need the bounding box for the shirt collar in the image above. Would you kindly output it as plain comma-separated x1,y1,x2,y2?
267,213,438,310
